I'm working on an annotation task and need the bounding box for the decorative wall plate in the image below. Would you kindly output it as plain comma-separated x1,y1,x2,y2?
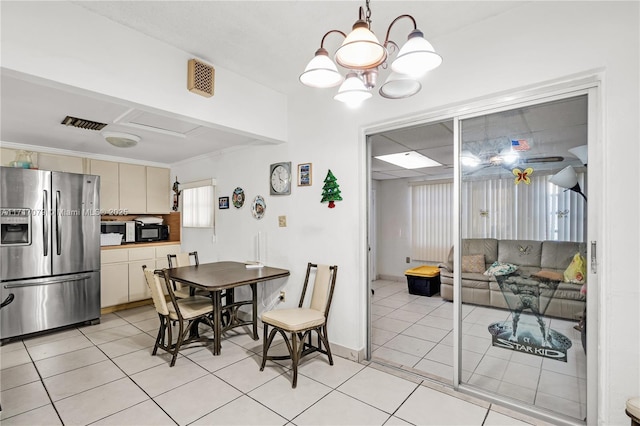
232,187,245,208
251,195,266,219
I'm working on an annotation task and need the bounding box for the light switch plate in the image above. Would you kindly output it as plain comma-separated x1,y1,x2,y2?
278,215,287,227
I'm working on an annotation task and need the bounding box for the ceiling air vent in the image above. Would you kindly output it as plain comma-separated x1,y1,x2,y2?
61,116,108,131
188,58,215,98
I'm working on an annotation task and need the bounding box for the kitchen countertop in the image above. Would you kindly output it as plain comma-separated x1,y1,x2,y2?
101,241,181,250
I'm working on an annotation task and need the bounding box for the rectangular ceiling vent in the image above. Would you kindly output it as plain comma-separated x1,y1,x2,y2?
61,116,108,131
188,58,215,98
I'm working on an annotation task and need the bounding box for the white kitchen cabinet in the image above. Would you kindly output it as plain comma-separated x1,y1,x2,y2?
155,244,182,262
146,167,171,213
37,153,85,174
90,159,120,212
87,160,170,215
128,261,152,301
119,163,147,214
127,247,154,302
100,262,129,308
1,148,17,166
100,244,181,307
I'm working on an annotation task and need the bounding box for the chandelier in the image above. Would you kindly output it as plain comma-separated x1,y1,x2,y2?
299,0,442,107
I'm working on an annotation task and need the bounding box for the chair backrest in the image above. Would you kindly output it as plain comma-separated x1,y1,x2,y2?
142,265,170,316
299,263,338,317
167,251,199,268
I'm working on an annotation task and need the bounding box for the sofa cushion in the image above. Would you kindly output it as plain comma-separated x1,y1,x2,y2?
462,254,485,273
461,238,498,264
532,270,564,282
541,241,586,270
564,253,587,284
497,240,542,267
484,261,519,276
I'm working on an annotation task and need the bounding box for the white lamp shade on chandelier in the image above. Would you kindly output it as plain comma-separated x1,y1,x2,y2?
334,73,373,107
299,48,344,88
391,29,442,77
335,22,387,70
299,2,442,106
379,72,421,99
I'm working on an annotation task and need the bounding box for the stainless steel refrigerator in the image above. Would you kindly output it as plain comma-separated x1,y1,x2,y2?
1,167,101,340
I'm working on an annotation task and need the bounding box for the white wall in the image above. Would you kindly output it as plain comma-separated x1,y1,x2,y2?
278,3,638,424
375,178,423,279
1,1,288,144
3,2,638,424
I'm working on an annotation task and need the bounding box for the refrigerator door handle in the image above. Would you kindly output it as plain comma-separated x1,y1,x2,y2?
43,190,49,257
55,190,61,255
0,293,14,309
3,274,92,288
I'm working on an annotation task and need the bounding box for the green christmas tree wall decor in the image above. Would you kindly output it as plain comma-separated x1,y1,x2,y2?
321,169,343,208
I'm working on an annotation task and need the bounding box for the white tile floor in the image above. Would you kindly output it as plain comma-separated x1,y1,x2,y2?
371,278,587,422
0,303,546,425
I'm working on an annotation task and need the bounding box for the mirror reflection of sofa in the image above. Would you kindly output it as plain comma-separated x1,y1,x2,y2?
438,238,586,320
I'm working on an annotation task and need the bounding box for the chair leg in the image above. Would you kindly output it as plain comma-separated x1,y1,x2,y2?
153,315,164,356
291,332,299,388
318,325,334,365
260,323,270,371
170,318,184,367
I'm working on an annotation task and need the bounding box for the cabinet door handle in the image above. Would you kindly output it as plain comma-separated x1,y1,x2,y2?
590,241,597,274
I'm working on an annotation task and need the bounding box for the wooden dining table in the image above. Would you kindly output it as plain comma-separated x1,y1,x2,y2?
166,261,290,355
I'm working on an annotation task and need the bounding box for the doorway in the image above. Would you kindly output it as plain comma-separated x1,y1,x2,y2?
367,87,598,424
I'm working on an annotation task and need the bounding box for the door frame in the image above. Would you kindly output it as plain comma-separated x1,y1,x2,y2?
364,72,602,425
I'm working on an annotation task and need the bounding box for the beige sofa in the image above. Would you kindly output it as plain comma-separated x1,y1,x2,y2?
439,238,586,320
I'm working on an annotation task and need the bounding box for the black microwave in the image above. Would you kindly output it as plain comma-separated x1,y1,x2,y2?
135,223,169,242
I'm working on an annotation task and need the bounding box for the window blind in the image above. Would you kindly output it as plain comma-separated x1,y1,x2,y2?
411,181,453,262
182,179,215,228
411,171,585,262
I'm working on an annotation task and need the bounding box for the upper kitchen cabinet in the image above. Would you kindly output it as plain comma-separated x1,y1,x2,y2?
119,163,147,213
37,153,85,174
1,148,85,173
89,159,119,212
146,167,171,213
89,160,170,214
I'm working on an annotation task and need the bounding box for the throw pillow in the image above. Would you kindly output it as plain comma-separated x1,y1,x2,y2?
462,254,485,273
483,261,519,276
532,270,564,282
564,253,587,284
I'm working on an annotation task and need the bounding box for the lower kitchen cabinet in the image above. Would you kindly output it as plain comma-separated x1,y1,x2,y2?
100,244,181,308
101,263,129,307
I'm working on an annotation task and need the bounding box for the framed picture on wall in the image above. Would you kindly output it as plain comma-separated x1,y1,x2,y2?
218,196,229,209
298,163,312,186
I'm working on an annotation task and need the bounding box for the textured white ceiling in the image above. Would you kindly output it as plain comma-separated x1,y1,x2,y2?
7,0,581,175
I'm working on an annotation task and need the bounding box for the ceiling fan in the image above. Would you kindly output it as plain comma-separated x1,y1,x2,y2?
461,139,564,175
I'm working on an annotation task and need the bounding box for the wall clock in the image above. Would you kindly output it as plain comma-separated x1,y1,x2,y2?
270,162,292,195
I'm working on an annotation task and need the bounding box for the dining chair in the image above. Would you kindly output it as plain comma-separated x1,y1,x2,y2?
142,265,215,367
260,262,338,388
167,251,200,298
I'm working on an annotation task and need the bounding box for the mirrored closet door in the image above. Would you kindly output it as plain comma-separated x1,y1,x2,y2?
457,95,589,422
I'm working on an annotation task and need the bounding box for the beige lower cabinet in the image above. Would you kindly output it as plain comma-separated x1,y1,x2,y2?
100,249,129,307
100,244,181,308
128,247,156,301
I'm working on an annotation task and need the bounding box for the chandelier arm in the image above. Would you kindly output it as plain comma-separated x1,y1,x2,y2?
383,14,417,45
385,40,400,55
320,29,347,49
